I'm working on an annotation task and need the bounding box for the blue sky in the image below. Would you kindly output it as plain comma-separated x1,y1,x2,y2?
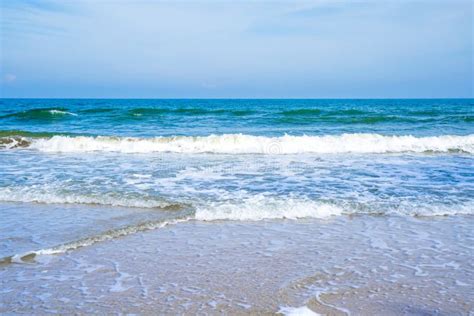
0,0,472,98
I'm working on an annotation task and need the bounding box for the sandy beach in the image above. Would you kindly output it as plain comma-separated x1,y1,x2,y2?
1,206,472,315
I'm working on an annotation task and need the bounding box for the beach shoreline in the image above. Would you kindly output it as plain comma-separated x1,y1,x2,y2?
2,0,472,312
1,98,473,314
1,213,472,314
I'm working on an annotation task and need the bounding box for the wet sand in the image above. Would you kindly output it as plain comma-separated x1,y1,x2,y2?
1,215,473,315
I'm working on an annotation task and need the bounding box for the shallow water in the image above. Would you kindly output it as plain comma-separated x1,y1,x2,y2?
1,215,473,314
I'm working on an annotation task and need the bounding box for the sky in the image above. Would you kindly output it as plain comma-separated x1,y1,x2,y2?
0,0,472,98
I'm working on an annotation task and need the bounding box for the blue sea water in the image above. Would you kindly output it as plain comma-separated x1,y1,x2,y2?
0,98,473,259
0,98,473,137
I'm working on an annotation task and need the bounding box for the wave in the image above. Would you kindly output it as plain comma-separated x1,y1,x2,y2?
78,108,115,114
281,109,322,116
407,203,474,217
195,196,343,221
1,107,258,121
3,185,471,219
127,107,255,118
2,106,470,125
0,187,186,210
0,130,67,149
19,133,474,154
280,108,371,116
0,107,77,120
1,194,471,263
195,196,474,221
2,184,471,220
349,116,406,124
277,115,437,125
276,108,473,125
0,216,192,265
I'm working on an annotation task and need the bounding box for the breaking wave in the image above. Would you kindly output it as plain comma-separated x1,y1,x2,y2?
16,133,474,154
0,187,186,210
195,196,474,221
0,108,77,120
195,196,343,221
2,185,471,221
1,192,471,264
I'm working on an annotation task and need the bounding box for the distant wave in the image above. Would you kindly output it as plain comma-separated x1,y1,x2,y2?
78,108,115,114
277,114,474,125
5,133,470,154
276,108,474,125
276,115,419,125
0,107,77,120
2,106,472,125
0,106,258,122
127,107,255,117
281,109,323,116
281,108,370,116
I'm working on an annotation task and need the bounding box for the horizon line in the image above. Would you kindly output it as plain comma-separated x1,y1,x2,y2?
1,97,473,100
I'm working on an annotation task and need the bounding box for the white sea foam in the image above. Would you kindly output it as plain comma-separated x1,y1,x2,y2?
403,202,474,217
2,217,192,264
0,187,180,209
278,306,321,316
1,186,472,219
48,109,78,116
195,196,343,221
28,133,474,154
195,197,474,221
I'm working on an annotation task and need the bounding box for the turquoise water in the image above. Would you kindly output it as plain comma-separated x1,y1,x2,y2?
0,99,473,259
1,99,473,137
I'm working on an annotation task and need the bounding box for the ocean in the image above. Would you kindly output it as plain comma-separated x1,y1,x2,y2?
1,98,473,314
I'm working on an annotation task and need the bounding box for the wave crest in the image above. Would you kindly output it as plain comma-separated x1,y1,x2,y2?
195,196,343,221
1,187,472,222
196,196,474,221
0,187,186,210
0,108,77,120
25,133,474,154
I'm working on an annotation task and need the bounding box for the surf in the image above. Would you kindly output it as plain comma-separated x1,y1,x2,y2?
17,133,474,154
